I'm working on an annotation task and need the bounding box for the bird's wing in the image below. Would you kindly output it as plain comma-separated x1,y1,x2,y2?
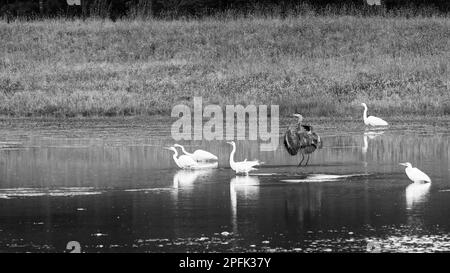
311,132,323,149
234,160,260,169
302,145,317,154
368,116,388,126
245,160,261,167
298,132,311,148
179,155,199,167
409,167,431,182
194,150,218,160
283,129,299,155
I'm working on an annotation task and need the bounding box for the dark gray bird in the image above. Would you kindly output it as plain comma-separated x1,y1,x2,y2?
283,114,322,166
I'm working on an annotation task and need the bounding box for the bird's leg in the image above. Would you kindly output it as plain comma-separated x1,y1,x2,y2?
298,154,305,167
305,155,310,166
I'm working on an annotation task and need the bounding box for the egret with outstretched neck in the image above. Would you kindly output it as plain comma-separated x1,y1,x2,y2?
361,103,388,127
173,144,218,162
227,141,261,175
399,162,431,183
164,147,199,169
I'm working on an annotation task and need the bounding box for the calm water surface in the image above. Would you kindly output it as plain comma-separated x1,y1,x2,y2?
0,117,449,253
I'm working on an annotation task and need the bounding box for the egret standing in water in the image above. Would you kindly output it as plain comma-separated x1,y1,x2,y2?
164,146,199,169
227,141,262,175
173,144,218,162
399,162,431,183
283,114,322,166
361,103,388,127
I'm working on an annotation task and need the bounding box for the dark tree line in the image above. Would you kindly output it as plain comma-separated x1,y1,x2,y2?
0,0,449,20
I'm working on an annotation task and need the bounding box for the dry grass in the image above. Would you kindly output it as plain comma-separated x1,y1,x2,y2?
0,15,449,117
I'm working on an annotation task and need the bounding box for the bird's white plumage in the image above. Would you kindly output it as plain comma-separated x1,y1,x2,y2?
166,147,218,169
174,144,218,161
166,147,198,169
405,167,431,183
362,103,388,126
177,154,199,168
365,116,388,126
165,147,199,169
227,141,261,175
400,162,431,183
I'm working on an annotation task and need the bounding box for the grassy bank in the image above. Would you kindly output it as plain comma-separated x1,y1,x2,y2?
0,16,449,117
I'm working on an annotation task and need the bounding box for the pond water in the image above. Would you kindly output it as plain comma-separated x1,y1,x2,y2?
0,117,449,253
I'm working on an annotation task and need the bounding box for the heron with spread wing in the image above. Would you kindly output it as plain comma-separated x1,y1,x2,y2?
283,114,322,166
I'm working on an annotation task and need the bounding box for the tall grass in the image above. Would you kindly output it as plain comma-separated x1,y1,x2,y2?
0,15,449,117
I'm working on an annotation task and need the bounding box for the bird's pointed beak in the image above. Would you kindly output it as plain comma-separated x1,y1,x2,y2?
399,163,407,166
163,147,172,150
226,141,232,145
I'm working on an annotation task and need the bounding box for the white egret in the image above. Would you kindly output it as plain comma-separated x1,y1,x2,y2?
399,162,431,183
164,147,199,169
361,103,388,127
173,144,218,162
227,141,261,175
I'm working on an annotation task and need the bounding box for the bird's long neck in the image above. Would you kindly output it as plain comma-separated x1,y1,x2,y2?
363,106,368,121
296,118,302,131
229,144,236,167
172,150,182,168
180,145,192,156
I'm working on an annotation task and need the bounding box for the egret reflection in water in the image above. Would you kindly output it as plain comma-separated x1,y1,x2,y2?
230,176,260,198
406,182,431,211
362,131,384,155
405,182,431,229
362,131,385,167
230,176,261,234
173,169,214,189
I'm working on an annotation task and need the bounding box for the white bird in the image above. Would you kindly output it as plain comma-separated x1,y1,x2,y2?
399,162,431,183
164,147,200,169
227,141,262,175
361,103,388,127
173,144,218,162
